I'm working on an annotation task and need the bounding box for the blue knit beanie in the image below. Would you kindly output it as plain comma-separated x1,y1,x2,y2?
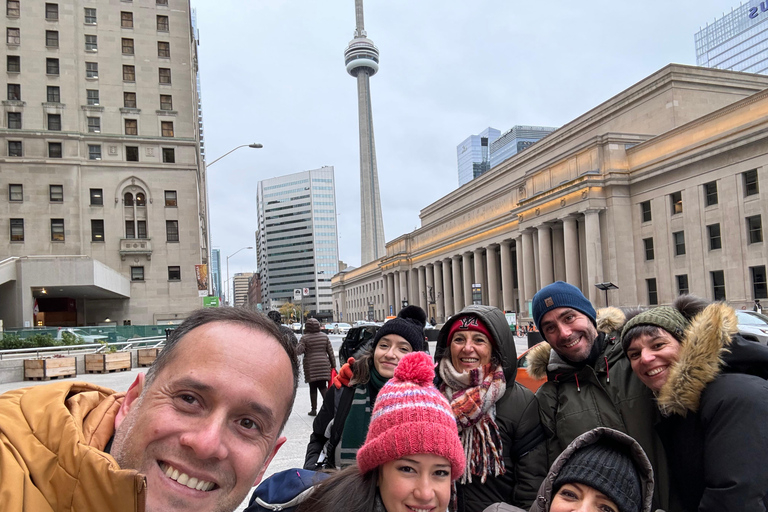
532,281,597,333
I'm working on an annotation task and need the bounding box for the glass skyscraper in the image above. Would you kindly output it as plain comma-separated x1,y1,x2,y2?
457,127,501,186
489,125,557,168
696,1,768,73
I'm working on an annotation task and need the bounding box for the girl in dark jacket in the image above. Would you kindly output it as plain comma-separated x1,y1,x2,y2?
297,318,336,416
304,306,428,469
622,295,768,511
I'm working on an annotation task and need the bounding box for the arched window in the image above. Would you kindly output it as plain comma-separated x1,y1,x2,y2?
136,193,146,206
124,192,134,206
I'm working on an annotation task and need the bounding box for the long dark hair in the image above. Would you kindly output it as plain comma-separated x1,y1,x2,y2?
296,465,378,512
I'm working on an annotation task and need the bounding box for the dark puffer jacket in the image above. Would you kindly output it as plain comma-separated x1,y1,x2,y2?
435,305,547,511
297,318,336,384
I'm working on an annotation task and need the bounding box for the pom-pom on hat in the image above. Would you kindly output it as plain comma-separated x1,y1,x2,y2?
372,305,428,352
356,351,466,479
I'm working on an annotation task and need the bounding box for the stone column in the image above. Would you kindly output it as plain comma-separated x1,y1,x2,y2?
538,224,554,287
387,273,396,317
409,268,419,307
433,262,445,322
584,209,604,305
425,264,434,320
500,240,514,312
552,222,566,282
462,252,473,307
515,236,526,313
486,244,500,308
522,230,536,306
443,258,454,318
418,266,427,310
563,215,581,288
398,270,408,307
383,274,390,318
452,255,463,313
473,248,486,305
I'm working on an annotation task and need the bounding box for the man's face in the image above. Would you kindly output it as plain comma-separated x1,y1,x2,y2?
111,322,294,512
539,307,598,362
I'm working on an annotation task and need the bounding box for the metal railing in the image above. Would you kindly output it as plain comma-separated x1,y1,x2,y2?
0,336,165,361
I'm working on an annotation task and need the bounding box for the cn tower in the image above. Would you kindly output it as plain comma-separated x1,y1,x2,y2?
345,0,385,264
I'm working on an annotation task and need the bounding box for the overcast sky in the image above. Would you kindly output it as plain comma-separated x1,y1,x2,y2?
192,0,740,281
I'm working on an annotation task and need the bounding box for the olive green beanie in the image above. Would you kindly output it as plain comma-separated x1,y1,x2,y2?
621,306,687,353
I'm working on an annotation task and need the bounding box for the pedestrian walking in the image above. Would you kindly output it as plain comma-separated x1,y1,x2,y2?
297,318,336,416
755,299,763,314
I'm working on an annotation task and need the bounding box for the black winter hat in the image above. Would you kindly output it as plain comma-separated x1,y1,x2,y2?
553,442,642,512
372,305,428,352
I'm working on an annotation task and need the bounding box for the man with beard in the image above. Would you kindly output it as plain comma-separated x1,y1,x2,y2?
0,308,298,512
525,281,673,512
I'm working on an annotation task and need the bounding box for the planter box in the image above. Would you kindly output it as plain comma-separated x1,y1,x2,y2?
24,357,77,380
85,352,132,373
137,348,161,367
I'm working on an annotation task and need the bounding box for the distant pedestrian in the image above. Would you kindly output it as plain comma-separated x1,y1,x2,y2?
268,309,298,346
297,318,336,416
755,299,763,314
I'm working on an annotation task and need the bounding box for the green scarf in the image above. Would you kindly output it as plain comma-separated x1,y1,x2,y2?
338,366,388,468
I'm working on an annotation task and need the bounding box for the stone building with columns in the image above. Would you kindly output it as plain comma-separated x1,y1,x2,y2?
333,64,768,323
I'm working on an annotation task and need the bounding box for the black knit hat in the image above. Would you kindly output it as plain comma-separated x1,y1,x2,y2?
372,305,428,352
553,442,642,512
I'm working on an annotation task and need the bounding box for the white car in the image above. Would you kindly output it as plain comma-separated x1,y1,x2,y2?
55,328,108,343
736,310,768,345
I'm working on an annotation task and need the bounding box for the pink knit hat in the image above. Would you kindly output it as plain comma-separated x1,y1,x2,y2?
356,351,466,480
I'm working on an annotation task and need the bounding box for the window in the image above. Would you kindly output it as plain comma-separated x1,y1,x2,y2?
46,85,60,103
157,41,170,57
87,89,99,105
7,55,20,72
157,0,168,5
158,67,171,84
85,34,97,51
7,27,20,45
707,223,721,250
47,113,61,131
122,64,135,82
137,220,146,238
49,184,63,202
84,7,96,24
45,3,58,20
135,192,145,206
744,169,759,196
7,112,21,129
642,200,652,221
90,188,103,205
87,117,100,133
124,119,137,135
161,121,174,137
7,0,19,17
45,30,58,47
10,219,23,241
125,220,135,238
643,237,654,261
123,92,136,108
747,215,763,244
168,266,181,281
9,184,22,201
156,15,169,31
676,274,689,296
121,38,133,55
711,270,726,301
752,266,768,299
50,218,64,241
673,231,685,256
126,145,139,161
160,94,173,110
47,58,60,75
131,266,144,281
124,192,133,206
7,83,20,100
8,140,21,156
48,142,62,158
91,219,104,242
647,278,658,306
85,61,97,78
121,11,133,28
164,190,177,206
703,181,718,206
670,191,683,215
88,144,101,160
166,220,179,242
162,147,175,163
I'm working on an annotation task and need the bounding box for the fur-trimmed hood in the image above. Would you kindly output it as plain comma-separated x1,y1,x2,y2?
527,307,626,381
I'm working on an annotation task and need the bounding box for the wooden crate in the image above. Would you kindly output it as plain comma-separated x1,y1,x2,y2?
24,357,77,380
137,348,161,367
85,352,132,373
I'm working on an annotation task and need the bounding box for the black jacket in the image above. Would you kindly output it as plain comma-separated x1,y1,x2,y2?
435,305,547,511
303,385,355,470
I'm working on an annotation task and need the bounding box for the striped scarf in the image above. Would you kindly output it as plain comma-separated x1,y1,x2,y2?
338,367,387,467
439,358,507,484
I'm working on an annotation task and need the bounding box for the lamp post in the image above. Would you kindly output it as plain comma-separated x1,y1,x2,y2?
227,246,253,307
594,282,619,307
207,143,263,168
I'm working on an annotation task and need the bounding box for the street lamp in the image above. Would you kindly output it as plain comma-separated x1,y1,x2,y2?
207,143,263,167
595,282,619,307
227,246,253,307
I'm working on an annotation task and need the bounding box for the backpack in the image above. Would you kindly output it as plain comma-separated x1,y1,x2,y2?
245,468,330,512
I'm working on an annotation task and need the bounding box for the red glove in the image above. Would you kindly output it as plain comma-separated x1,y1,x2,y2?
333,357,355,389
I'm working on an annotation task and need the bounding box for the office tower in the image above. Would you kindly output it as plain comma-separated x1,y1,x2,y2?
345,0,385,264
457,127,501,186
489,125,557,168
211,249,222,301
0,0,207,327
696,1,768,73
257,167,339,321
232,272,253,308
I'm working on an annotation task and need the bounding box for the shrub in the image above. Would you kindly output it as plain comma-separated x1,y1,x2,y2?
27,333,57,347
0,334,31,350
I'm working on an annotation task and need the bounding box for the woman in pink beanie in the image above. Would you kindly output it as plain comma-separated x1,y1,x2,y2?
297,351,466,512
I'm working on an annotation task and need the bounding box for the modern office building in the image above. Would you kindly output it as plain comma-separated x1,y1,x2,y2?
334,65,768,323
0,0,207,327
695,0,768,74
246,273,261,310
489,125,557,168
345,0,385,264
257,166,339,321
211,248,222,301
232,272,253,308
457,127,501,186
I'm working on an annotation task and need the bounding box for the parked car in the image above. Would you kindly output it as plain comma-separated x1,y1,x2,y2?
736,310,768,345
339,325,380,362
516,342,546,393
323,322,352,335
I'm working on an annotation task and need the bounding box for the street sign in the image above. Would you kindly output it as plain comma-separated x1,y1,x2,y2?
203,296,219,308
293,289,301,301
472,283,482,305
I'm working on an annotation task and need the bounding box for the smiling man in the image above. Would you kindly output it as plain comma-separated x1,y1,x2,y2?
0,308,299,512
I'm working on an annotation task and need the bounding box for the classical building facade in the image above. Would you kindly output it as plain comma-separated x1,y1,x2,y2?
333,65,768,323
0,0,207,327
